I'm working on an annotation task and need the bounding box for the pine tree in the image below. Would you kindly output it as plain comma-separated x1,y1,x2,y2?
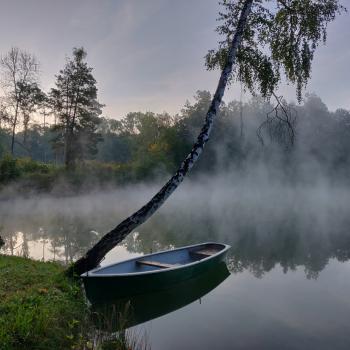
50,47,103,167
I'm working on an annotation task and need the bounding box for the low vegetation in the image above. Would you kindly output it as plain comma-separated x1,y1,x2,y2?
0,255,88,349
0,155,133,196
0,254,150,350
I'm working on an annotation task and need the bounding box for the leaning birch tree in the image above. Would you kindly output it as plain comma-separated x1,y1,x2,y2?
68,0,345,276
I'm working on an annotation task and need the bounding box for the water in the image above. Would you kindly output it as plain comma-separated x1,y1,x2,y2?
1,178,350,349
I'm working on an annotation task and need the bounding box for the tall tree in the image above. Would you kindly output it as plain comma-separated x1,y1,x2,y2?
68,0,345,276
17,81,46,147
50,47,103,168
0,47,41,154
68,0,253,276
206,0,345,101
206,0,345,145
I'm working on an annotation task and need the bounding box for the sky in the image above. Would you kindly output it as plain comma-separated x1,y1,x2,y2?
0,0,349,119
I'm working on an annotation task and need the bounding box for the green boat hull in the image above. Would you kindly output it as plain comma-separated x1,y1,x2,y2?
82,247,229,303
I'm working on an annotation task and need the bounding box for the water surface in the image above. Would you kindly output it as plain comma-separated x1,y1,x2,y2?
1,178,350,349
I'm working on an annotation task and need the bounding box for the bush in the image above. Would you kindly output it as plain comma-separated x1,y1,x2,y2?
0,154,21,182
0,156,144,194
16,158,52,174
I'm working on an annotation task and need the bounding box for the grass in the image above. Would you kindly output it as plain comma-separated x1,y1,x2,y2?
0,255,88,350
93,302,150,350
0,255,151,350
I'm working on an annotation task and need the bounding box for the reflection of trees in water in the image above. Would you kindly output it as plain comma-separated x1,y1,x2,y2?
0,215,100,263
0,226,18,256
42,216,100,264
21,232,29,258
124,214,216,254
48,235,61,261
229,229,350,279
125,217,350,279
1,206,350,278
0,230,29,258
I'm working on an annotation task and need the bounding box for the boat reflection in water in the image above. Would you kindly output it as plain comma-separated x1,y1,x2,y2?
91,261,230,329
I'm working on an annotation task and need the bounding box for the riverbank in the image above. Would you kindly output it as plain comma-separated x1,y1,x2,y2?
0,255,88,349
0,255,149,350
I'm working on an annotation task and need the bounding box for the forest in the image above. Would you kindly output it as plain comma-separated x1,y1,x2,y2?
0,47,349,197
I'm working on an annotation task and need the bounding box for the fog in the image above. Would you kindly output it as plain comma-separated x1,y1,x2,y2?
1,162,348,236
1,94,350,278
1,165,350,277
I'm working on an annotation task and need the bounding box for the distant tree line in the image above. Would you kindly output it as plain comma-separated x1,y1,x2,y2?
0,47,350,187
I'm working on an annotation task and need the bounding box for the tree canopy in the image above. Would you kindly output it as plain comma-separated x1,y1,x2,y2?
206,0,346,101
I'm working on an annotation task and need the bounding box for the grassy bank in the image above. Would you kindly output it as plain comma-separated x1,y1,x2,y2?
0,255,88,350
0,255,151,350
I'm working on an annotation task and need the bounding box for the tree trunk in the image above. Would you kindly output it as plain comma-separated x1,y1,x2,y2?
240,84,244,140
11,103,19,155
10,123,16,155
67,0,254,277
65,127,76,168
23,113,30,146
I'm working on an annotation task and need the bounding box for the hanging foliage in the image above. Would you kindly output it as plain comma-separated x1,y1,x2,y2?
206,0,346,102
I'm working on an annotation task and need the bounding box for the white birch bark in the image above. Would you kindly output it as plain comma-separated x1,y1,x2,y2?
69,0,254,276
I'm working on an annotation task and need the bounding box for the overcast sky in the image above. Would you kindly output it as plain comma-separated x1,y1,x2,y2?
0,0,349,118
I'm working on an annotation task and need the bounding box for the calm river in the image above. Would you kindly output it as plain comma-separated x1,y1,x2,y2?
1,178,350,349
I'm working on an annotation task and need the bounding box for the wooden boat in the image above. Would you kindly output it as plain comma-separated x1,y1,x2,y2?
91,261,230,328
82,242,230,302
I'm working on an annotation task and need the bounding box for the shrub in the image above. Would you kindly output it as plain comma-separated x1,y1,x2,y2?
0,154,21,182
16,158,52,174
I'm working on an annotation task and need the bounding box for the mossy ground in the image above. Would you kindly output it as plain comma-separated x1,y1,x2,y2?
0,255,88,350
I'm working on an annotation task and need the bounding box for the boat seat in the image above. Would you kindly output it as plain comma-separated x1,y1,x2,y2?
190,248,219,258
136,260,179,269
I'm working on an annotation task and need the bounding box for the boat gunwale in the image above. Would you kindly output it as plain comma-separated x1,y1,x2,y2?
81,242,231,278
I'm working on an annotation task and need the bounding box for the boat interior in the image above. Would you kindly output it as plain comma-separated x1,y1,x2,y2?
91,243,225,275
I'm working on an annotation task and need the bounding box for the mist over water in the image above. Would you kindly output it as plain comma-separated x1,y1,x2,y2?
2,155,350,349
1,164,350,278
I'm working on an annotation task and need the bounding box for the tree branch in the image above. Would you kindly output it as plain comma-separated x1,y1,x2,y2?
257,92,296,147
277,0,294,12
